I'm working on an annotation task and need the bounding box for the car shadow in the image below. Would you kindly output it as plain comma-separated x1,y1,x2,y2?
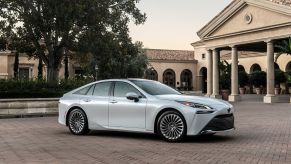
87,130,161,141
184,135,235,143
84,130,235,143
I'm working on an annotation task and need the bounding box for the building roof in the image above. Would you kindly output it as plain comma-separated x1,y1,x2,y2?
196,0,291,40
145,49,195,61
268,0,291,6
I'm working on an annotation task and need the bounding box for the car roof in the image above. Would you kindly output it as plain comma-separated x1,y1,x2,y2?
96,78,154,83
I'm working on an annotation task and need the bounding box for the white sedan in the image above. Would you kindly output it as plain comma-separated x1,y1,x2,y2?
58,79,234,142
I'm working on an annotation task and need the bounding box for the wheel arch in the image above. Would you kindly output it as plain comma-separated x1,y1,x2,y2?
66,106,88,126
154,108,187,134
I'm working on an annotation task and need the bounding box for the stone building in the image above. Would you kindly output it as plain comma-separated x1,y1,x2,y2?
191,0,291,103
0,51,84,80
144,49,197,91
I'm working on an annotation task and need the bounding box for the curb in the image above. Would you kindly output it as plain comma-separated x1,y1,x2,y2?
0,113,58,119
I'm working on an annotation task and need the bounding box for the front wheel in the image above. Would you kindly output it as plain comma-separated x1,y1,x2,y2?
157,111,186,142
68,108,89,135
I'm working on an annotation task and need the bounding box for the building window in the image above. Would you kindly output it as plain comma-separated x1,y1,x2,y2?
145,69,158,81
202,54,205,59
74,67,84,78
180,69,193,91
19,68,30,80
163,69,176,88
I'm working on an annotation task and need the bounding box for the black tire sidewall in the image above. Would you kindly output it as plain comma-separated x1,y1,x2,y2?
68,108,89,135
157,111,186,142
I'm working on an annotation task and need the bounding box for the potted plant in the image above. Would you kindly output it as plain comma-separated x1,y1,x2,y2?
285,71,291,94
219,60,231,100
238,71,249,94
249,71,266,95
274,70,286,95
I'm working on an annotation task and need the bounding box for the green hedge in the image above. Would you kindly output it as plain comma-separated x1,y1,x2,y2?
0,78,94,99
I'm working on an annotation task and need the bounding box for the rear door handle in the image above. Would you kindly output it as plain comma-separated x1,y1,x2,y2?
110,100,118,104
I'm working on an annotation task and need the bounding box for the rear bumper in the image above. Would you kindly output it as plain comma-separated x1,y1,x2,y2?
200,114,234,134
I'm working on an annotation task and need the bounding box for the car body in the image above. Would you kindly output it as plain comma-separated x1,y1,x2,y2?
58,79,234,142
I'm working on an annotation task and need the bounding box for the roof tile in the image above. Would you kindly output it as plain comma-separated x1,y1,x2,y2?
145,49,195,61
267,0,291,6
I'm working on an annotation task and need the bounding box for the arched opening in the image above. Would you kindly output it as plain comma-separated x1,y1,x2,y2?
238,65,246,72
199,67,207,93
180,69,193,91
163,69,176,88
286,61,291,72
145,69,158,81
250,63,262,73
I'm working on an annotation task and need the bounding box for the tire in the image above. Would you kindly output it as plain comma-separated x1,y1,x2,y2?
157,111,186,142
68,108,89,135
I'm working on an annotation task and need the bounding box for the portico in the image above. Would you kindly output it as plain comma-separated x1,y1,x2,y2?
192,0,291,103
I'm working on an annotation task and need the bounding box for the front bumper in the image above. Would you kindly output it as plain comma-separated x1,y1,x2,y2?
200,114,234,134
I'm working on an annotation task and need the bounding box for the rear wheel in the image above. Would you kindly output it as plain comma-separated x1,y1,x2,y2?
157,111,186,142
68,108,89,135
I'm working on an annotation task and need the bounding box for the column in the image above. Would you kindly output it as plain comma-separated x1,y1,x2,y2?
264,40,278,103
211,49,222,99
206,49,213,97
229,45,241,102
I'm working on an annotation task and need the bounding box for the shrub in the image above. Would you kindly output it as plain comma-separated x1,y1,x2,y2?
249,71,267,88
0,78,94,99
219,60,231,90
275,70,286,86
238,71,249,88
286,71,291,83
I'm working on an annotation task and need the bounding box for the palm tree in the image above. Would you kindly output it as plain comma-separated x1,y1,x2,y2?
275,37,291,62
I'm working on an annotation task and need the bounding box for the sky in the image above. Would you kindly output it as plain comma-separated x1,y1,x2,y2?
129,0,232,50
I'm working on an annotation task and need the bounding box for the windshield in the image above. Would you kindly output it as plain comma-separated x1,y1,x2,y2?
130,80,181,95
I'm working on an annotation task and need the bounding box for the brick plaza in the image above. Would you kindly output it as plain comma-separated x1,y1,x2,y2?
0,102,291,164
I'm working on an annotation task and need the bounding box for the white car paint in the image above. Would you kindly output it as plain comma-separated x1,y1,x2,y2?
58,79,234,136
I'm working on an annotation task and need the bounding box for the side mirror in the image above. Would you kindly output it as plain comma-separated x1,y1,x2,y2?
126,92,140,102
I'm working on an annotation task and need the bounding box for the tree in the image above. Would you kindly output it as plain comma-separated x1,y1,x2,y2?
38,58,43,80
0,0,146,82
126,42,148,78
80,38,148,80
238,70,249,88
0,37,7,51
13,52,19,79
275,69,286,86
64,55,69,80
249,71,267,88
219,60,231,90
275,37,291,61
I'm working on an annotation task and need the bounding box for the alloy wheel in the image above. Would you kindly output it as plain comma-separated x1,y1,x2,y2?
68,109,89,135
158,112,185,141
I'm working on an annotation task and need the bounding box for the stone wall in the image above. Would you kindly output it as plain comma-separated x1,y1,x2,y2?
0,98,58,118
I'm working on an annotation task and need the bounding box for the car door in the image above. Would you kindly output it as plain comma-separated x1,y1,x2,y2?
80,82,112,128
109,81,147,129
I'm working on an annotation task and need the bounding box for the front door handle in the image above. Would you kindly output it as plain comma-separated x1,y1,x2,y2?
83,99,91,102
110,100,118,104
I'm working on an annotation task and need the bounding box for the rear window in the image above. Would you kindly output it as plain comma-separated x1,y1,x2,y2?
73,86,91,95
93,82,112,97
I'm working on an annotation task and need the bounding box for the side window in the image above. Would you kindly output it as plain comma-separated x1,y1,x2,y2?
86,85,95,95
93,82,112,97
114,82,141,97
74,85,91,95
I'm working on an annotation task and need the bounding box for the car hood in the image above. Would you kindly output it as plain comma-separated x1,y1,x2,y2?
155,94,232,108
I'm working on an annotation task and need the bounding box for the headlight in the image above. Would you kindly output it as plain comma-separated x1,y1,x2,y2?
176,101,213,110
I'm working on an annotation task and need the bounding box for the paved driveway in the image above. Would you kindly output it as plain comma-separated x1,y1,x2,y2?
0,102,290,164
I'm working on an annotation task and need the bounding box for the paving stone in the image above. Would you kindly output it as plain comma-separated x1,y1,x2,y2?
0,101,290,163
